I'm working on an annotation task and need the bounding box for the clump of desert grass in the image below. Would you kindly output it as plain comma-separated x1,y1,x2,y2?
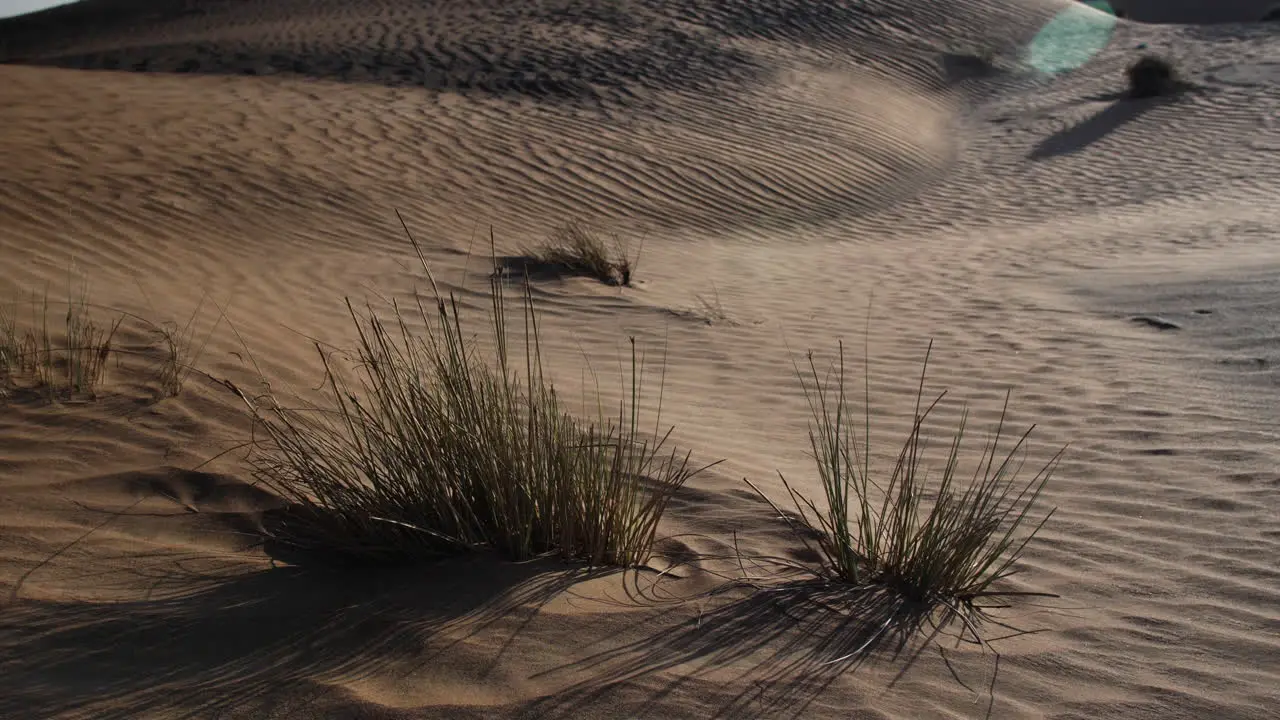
530,218,640,286
227,235,710,568
0,281,122,401
0,274,219,402
745,341,1061,645
1126,54,1183,99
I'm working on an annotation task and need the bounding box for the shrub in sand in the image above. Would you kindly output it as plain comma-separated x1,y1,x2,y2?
1126,54,1181,99
746,341,1061,641
0,285,122,400
531,218,639,286
228,261,710,567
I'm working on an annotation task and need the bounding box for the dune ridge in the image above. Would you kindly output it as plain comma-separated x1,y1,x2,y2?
2,0,1278,718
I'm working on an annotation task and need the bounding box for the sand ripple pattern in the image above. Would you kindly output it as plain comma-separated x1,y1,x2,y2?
0,0,988,237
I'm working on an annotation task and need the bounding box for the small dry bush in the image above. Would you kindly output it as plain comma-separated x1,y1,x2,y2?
229,271,712,567
532,219,639,286
0,284,122,401
747,341,1061,640
1126,54,1181,99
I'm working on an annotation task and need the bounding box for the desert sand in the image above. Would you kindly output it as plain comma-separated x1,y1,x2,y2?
1,0,1278,718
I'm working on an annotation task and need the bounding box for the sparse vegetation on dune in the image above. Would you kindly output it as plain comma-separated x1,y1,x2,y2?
209,216,1060,660
746,340,1061,643
0,277,217,402
131,284,221,398
1,224,1063,673
0,283,122,401
529,218,640,286
0,305,19,380
228,254,710,567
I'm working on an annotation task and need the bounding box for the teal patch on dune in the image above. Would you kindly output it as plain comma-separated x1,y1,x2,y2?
1025,2,1118,75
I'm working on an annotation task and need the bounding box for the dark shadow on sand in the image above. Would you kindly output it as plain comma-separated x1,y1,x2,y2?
492,255,628,286
494,255,581,284
0,0,955,107
0,23,763,106
1029,95,1174,160
0,552,593,719
525,583,959,720
940,52,1001,84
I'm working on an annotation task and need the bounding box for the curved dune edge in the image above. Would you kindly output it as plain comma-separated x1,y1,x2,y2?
2,0,1280,718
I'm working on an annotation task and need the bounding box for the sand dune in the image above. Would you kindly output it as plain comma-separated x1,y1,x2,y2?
1,0,1278,718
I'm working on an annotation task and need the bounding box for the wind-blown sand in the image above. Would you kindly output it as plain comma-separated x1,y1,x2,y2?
1,0,1278,718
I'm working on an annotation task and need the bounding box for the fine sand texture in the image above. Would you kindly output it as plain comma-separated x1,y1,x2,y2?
2,1,1279,718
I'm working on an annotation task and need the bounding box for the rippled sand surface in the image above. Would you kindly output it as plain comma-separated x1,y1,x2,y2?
1,1,1278,718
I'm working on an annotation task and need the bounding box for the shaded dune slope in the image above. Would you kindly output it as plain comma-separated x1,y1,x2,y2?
1,0,1061,84
0,0,1072,237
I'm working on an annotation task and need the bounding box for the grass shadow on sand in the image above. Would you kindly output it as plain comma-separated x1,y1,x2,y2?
493,254,582,284
0,551,592,719
492,254,631,286
528,582,980,720
1029,95,1176,160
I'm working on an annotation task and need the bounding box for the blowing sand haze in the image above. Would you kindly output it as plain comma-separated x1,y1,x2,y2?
1,0,1278,718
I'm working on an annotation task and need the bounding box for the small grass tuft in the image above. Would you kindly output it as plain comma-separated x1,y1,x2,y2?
131,278,225,398
692,281,730,325
155,295,219,397
0,282,122,401
228,263,711,567
0,304,19,383
1126,54,1182,99
746,340,1061,638
532,219,640,286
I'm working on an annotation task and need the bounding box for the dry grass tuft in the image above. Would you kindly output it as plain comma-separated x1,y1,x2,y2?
532,219,640,286
228,233,711,567
746,341,1061,643
0,282,122,401
154,295,219,397
0,308,19,383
